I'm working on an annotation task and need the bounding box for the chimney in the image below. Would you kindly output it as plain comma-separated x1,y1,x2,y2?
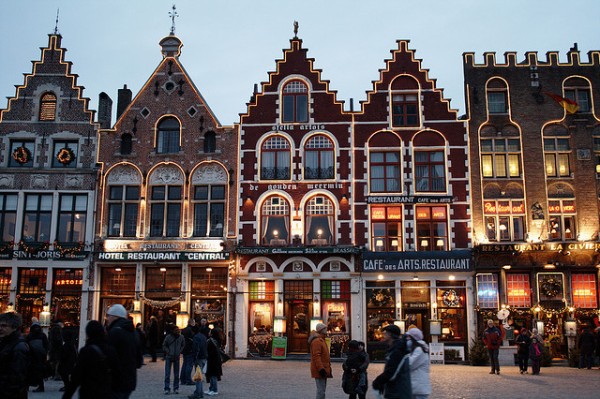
97,92,113,129
116,84,132,120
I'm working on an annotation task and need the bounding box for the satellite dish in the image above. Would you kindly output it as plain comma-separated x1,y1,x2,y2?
497,309,510,320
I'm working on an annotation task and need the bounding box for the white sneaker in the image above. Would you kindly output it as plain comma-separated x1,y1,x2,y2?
208,392,218,396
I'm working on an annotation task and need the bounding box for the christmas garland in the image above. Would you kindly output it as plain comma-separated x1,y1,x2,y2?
18,240,49,254
442,289,460,307
53,241,84,255
139,293,184,309
56,147,75,165
12,146,31,164
369,288,394,307
540,278,561,298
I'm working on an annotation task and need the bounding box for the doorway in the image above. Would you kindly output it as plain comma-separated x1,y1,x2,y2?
285,300,312,353
404,309,430,342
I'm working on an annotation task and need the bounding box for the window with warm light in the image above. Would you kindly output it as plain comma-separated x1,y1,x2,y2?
261,196,290,245
484,200,525,242
476,273,499,309
369,151,401,192
156,117,180,154
416,206,447,250
282,80,308,123
249,281,275,301
548,199,576,241
544,138,571,177
414,150,445,192
149,185,182,237
260,136,291,180
594,136,600,175
193,185,225,237
56,194,87,243
481,138,521,178
371,206,402,251
571,274,597,308
0,194,17,242
305,195,334,245
39,92,57,121
107,186,139,237
506,274,531,307
304,135,334,179
436,280,466,342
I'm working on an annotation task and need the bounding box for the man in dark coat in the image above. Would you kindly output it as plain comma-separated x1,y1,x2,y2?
146,316,159,362
62,320,119,399
27,321,50,392
179,318,197,386
205,328,223,396
372,324,411,399
0,312,29,399
106,304,139,399
578,326,596,369
482,319,502,375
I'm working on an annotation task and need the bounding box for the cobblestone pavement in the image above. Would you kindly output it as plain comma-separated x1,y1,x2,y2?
32,358,600,399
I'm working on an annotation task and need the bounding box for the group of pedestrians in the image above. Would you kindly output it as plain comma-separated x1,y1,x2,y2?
310,322,431,399
514,327,544,375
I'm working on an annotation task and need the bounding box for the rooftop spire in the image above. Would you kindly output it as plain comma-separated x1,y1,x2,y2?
54,8,60,35
293,20,299,38
169,4,178,35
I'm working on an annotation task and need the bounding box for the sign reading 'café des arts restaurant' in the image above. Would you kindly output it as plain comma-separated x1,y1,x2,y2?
362,250,473,273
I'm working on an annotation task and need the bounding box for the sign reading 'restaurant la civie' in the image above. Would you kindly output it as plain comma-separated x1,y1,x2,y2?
362,250,472,273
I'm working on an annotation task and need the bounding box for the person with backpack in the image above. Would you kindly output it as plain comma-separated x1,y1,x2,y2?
483,319,502,375
27,321,50,392
162,323,185,395
0,311,29,399
62,320,118,399
179,318,197,386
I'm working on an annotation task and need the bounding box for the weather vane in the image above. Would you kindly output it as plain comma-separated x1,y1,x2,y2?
169,4,179,35
293,21,299,38
54,9,60,35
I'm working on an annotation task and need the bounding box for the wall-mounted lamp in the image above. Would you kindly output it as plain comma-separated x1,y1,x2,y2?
502,264,512,270
342,193,350,201
543,263,556,269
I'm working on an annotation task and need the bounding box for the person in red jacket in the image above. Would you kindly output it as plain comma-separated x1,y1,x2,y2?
309,323,331,399
482,319,502,375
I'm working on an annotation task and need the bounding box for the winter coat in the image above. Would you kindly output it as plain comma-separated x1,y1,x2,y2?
147,319,159,347
578,330,596,355
483,326,502,350
342,350,369,395
162,331,185,360
27,324,50,381
0,330,29,399
407,338,431,396
192,332,208,362
308,331,332,379
529,342,542,360
107,317,138,393
205,337,223,380
58,336,78,379
372,336,411,399
62,338,119,399
48,324,64,362
180,325,195,355
515,334,531,355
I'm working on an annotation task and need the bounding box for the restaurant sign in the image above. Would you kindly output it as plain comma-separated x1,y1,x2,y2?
236,246,361,255
362,250,472,273
367,196,453,204
97,252,230,262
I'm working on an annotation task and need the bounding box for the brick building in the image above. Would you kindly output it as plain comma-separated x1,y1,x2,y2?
465,44,600,357
94,31,238,343
0,33,98,342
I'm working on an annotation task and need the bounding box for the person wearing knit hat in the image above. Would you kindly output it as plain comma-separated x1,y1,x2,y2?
309,322,331,398
106,304,128,319
106,304,139,398
405,326,431,398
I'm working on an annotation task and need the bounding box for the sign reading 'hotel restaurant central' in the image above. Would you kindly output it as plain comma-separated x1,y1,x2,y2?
362,250,472,272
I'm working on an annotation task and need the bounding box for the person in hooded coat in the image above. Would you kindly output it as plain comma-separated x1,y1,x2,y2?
62,320,118,399
341,340,369,399
106,304,139,399
405,327,431,399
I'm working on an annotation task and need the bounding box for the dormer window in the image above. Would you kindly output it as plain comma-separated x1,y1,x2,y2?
39,92,57,121
282,80,308,123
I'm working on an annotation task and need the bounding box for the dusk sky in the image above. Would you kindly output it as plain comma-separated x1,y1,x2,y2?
1,0,599,125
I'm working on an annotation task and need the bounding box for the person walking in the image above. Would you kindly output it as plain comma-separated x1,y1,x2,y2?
180,318,197,386
0,312,29,399
58,329,78,392
405,327,430,399
162,323,185,395
147,316,159,363
62,320,118,399
515,328,531,374
189,328,208,399
372,324,411,399
342,340,369,399
106,304,139,399
529,336,543,375
482,319,502,375
27,320,50,392
48,321,64,381
309,322,332,399
577,326,595,369
204,328,223,396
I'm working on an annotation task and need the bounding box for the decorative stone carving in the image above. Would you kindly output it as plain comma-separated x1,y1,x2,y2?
31,174,49,189
0,174,14,188
107,165,142,184
149,165,183,184
192,163,227,184
64,175,83,188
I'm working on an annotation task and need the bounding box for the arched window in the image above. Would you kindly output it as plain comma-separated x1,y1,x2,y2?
120,133,133,155
413,132,446,193
156,117,180,154
261,136,291,180
391,76,419,127
204,131,216,153
304,135,334,179
149,167,183,237
486,78,508,114
39,92,57,121
260,196,290,245
282,80,308,123
305,195,334,245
